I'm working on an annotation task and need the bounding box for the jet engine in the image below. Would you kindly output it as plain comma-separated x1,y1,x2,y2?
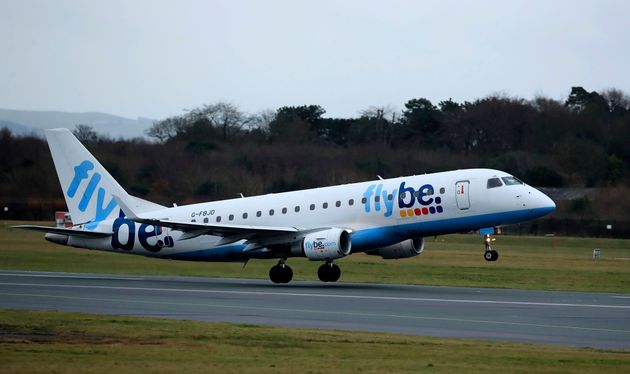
300,228,351,260
367,238,424,259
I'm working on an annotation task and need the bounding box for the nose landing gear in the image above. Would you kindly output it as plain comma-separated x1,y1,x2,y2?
483,234,499,262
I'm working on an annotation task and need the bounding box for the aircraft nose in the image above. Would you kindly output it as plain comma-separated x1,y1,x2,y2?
535,189,556,215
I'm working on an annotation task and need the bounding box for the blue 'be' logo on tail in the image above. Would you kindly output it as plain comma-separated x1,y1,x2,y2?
67,160,118,227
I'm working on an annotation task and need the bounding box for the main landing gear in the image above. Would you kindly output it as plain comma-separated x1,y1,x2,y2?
269,259,293,284
483,234,499,262
317,261,341,282
269,260,342,284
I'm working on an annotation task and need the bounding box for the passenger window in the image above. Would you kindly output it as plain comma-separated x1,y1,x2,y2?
282,207,287,214
501,176,523,185
414,191,419,198
228,214,234,221
487,178,503,188
256,211,262,217
295,206,300,212
348,199,354,206
242,213,248,219
203,217,208,223
269,209,274,216
361,197,367,204
310,204,315,210
335,200,341,207
439,187,445,194
387,194,393,200
191,219,196,222
374,196,380,203
216,216,222,222
323,202,328,209
400,192,406,199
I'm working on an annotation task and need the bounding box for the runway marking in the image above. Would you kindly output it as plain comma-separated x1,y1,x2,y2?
1,291,629,335
0,273,143,281
1,282,629,310
613,296,630,299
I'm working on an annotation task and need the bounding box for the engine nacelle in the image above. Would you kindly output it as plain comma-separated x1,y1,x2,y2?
367,238,424,259
301,228,351,260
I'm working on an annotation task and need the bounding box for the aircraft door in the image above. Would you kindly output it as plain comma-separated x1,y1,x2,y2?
455,180,470,210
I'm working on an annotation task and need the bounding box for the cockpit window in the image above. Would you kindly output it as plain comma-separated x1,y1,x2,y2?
501,176,523,185
487,178,503,188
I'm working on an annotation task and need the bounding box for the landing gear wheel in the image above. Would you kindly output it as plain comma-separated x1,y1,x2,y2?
482,233,499,262
491,250,499,261
318,263,341,282
269,263,293,284
329,264,341,282
484,250,493,261
484,250,499,262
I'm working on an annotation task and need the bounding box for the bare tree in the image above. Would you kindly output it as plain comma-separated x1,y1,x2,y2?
359,105,398,145
601,88,630,113
249,109,276,132
187,102,247,140
72,124,99,143
145,116,188,143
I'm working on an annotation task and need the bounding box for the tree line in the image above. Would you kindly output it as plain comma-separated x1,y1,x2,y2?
144,86,629,189
1,86,629,225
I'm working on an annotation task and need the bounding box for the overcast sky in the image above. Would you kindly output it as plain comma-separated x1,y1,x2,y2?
1,0,629,120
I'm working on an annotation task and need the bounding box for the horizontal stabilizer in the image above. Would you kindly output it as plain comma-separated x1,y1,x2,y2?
12,225,112,238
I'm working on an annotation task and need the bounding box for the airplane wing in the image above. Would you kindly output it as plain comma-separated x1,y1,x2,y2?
113,195,299,239
12,225,113,238
131,217,299,237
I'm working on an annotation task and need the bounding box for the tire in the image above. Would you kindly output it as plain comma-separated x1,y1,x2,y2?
281,265,293,283
484,251,494,261
318,264,331,282
491,250,499,262
269,265,282,284
329,264,341,282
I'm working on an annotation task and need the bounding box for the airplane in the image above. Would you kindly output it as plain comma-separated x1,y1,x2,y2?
15,128,556,284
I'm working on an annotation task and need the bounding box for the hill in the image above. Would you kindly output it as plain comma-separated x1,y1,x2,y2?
0,108,154,138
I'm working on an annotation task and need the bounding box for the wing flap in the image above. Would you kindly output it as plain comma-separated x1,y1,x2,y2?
129,217,299,236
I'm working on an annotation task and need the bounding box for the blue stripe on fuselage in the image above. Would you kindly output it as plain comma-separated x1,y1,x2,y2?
156,207,554,261
351,206,554,252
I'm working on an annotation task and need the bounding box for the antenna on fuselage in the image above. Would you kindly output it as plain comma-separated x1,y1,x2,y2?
377,175,383,180
238,193,245,198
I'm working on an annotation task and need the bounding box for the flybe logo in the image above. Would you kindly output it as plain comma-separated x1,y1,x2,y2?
69,160,174,252
362,181,443,218
305,240,338,251
68,160,118,226
112,211,174,252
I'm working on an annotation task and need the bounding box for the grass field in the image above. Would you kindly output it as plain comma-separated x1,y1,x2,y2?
1,220,629,292
2,221,630,372
1,309,629,373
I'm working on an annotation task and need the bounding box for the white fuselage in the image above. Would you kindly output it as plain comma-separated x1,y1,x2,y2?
66,168,555,262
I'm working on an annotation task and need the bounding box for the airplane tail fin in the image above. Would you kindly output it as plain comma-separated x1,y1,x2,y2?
45,128,164,227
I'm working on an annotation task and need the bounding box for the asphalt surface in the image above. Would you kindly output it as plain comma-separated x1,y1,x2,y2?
1,270,629,349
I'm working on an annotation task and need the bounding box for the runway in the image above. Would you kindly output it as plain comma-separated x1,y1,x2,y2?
1,270,629,349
